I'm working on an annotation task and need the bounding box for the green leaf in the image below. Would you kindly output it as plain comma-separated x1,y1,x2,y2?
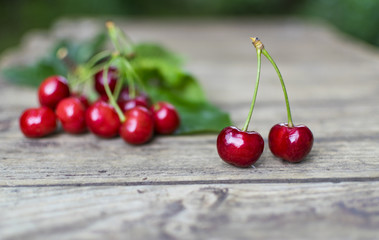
133,58,206,104
2,33,106,87
130,42,231,134
2,57,67,87
176,102,232,134
133,42,183,66
142,85,231,134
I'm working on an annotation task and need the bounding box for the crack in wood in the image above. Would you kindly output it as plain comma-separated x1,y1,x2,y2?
2,177,379,188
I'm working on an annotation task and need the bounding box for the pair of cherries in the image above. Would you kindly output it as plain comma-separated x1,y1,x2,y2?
217,38,313,167
19,69,180,144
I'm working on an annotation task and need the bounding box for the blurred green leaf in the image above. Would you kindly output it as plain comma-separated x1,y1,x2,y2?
140,84,231,134
131,42,231,134
2,33,106,87
132,58,206,104
133,43,184,65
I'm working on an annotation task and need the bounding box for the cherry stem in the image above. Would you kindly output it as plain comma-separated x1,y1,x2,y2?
112,71,124,101
103,59,126,122
261,49,294,127
106,21,135,56
121,59,136,99
242,48,262,132
117,28,134,55
106,22,123,54
86,50,112,68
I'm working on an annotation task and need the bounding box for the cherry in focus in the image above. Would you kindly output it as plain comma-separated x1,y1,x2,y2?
217,126,264,168
268,123,313,163
38,75,70,109
151,102,180,134
120,106,154,145
19,107,57,138
56,97,87,134
85,101,121,138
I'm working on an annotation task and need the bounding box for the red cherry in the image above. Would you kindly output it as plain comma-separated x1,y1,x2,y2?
38,75,70,109
97,94,109,103
120,106,154,145
268,123,313,163
117,87,131,102
117,88,151,103
151,102,180,134
85,101,121,138
118,96,150,112
94,67,118,96
71,93,90,109
56,97,87,134
19,107,57,138
217,126,264,168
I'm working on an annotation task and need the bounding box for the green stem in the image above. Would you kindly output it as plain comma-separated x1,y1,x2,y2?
86,50,111,68
242,49,262,132
262,49,294,127
103,59,126,122
106,22,123,54
112,66,124,101
117,28,134,55
120,59,136,99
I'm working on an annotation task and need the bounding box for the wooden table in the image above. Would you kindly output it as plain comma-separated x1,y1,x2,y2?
1,18,379,240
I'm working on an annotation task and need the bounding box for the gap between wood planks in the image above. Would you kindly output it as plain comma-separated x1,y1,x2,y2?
2,176,379,188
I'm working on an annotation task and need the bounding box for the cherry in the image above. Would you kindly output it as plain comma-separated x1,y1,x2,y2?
71,93,90,109
94,66,118,96
269,123,313,163
217,126,264,167
250,37,314,163
85,101,121,138
56,97,87,134
117,87,132,102
118,96,150,112
217,38,264,168
150,101,180,134
19,107,57,138
97,94,110,103
120,106,154,145
38,75,70,109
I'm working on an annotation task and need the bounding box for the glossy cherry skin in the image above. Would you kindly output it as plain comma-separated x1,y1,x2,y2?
118,96,150,113
38,75,70,109
85,101,121,138
268,123,313,163
117,87,151,103
94,66,118,96
56,97,87,134
19,107,57,138
117,87,132,102
150,102,180,134
71,93,90,109
120,106,154,145
217,126,264,168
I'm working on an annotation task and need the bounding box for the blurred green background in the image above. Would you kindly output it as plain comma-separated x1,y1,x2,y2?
0,0,378,54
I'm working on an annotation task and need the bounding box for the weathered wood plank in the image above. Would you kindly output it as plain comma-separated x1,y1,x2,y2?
1,133,379,186
1,182,379,240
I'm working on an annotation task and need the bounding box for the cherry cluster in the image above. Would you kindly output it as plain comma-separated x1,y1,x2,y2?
217,37,314,167
19,69,180,144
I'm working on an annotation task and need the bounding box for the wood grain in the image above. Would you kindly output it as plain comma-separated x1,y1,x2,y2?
1,17,379,239
1,182,379,240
